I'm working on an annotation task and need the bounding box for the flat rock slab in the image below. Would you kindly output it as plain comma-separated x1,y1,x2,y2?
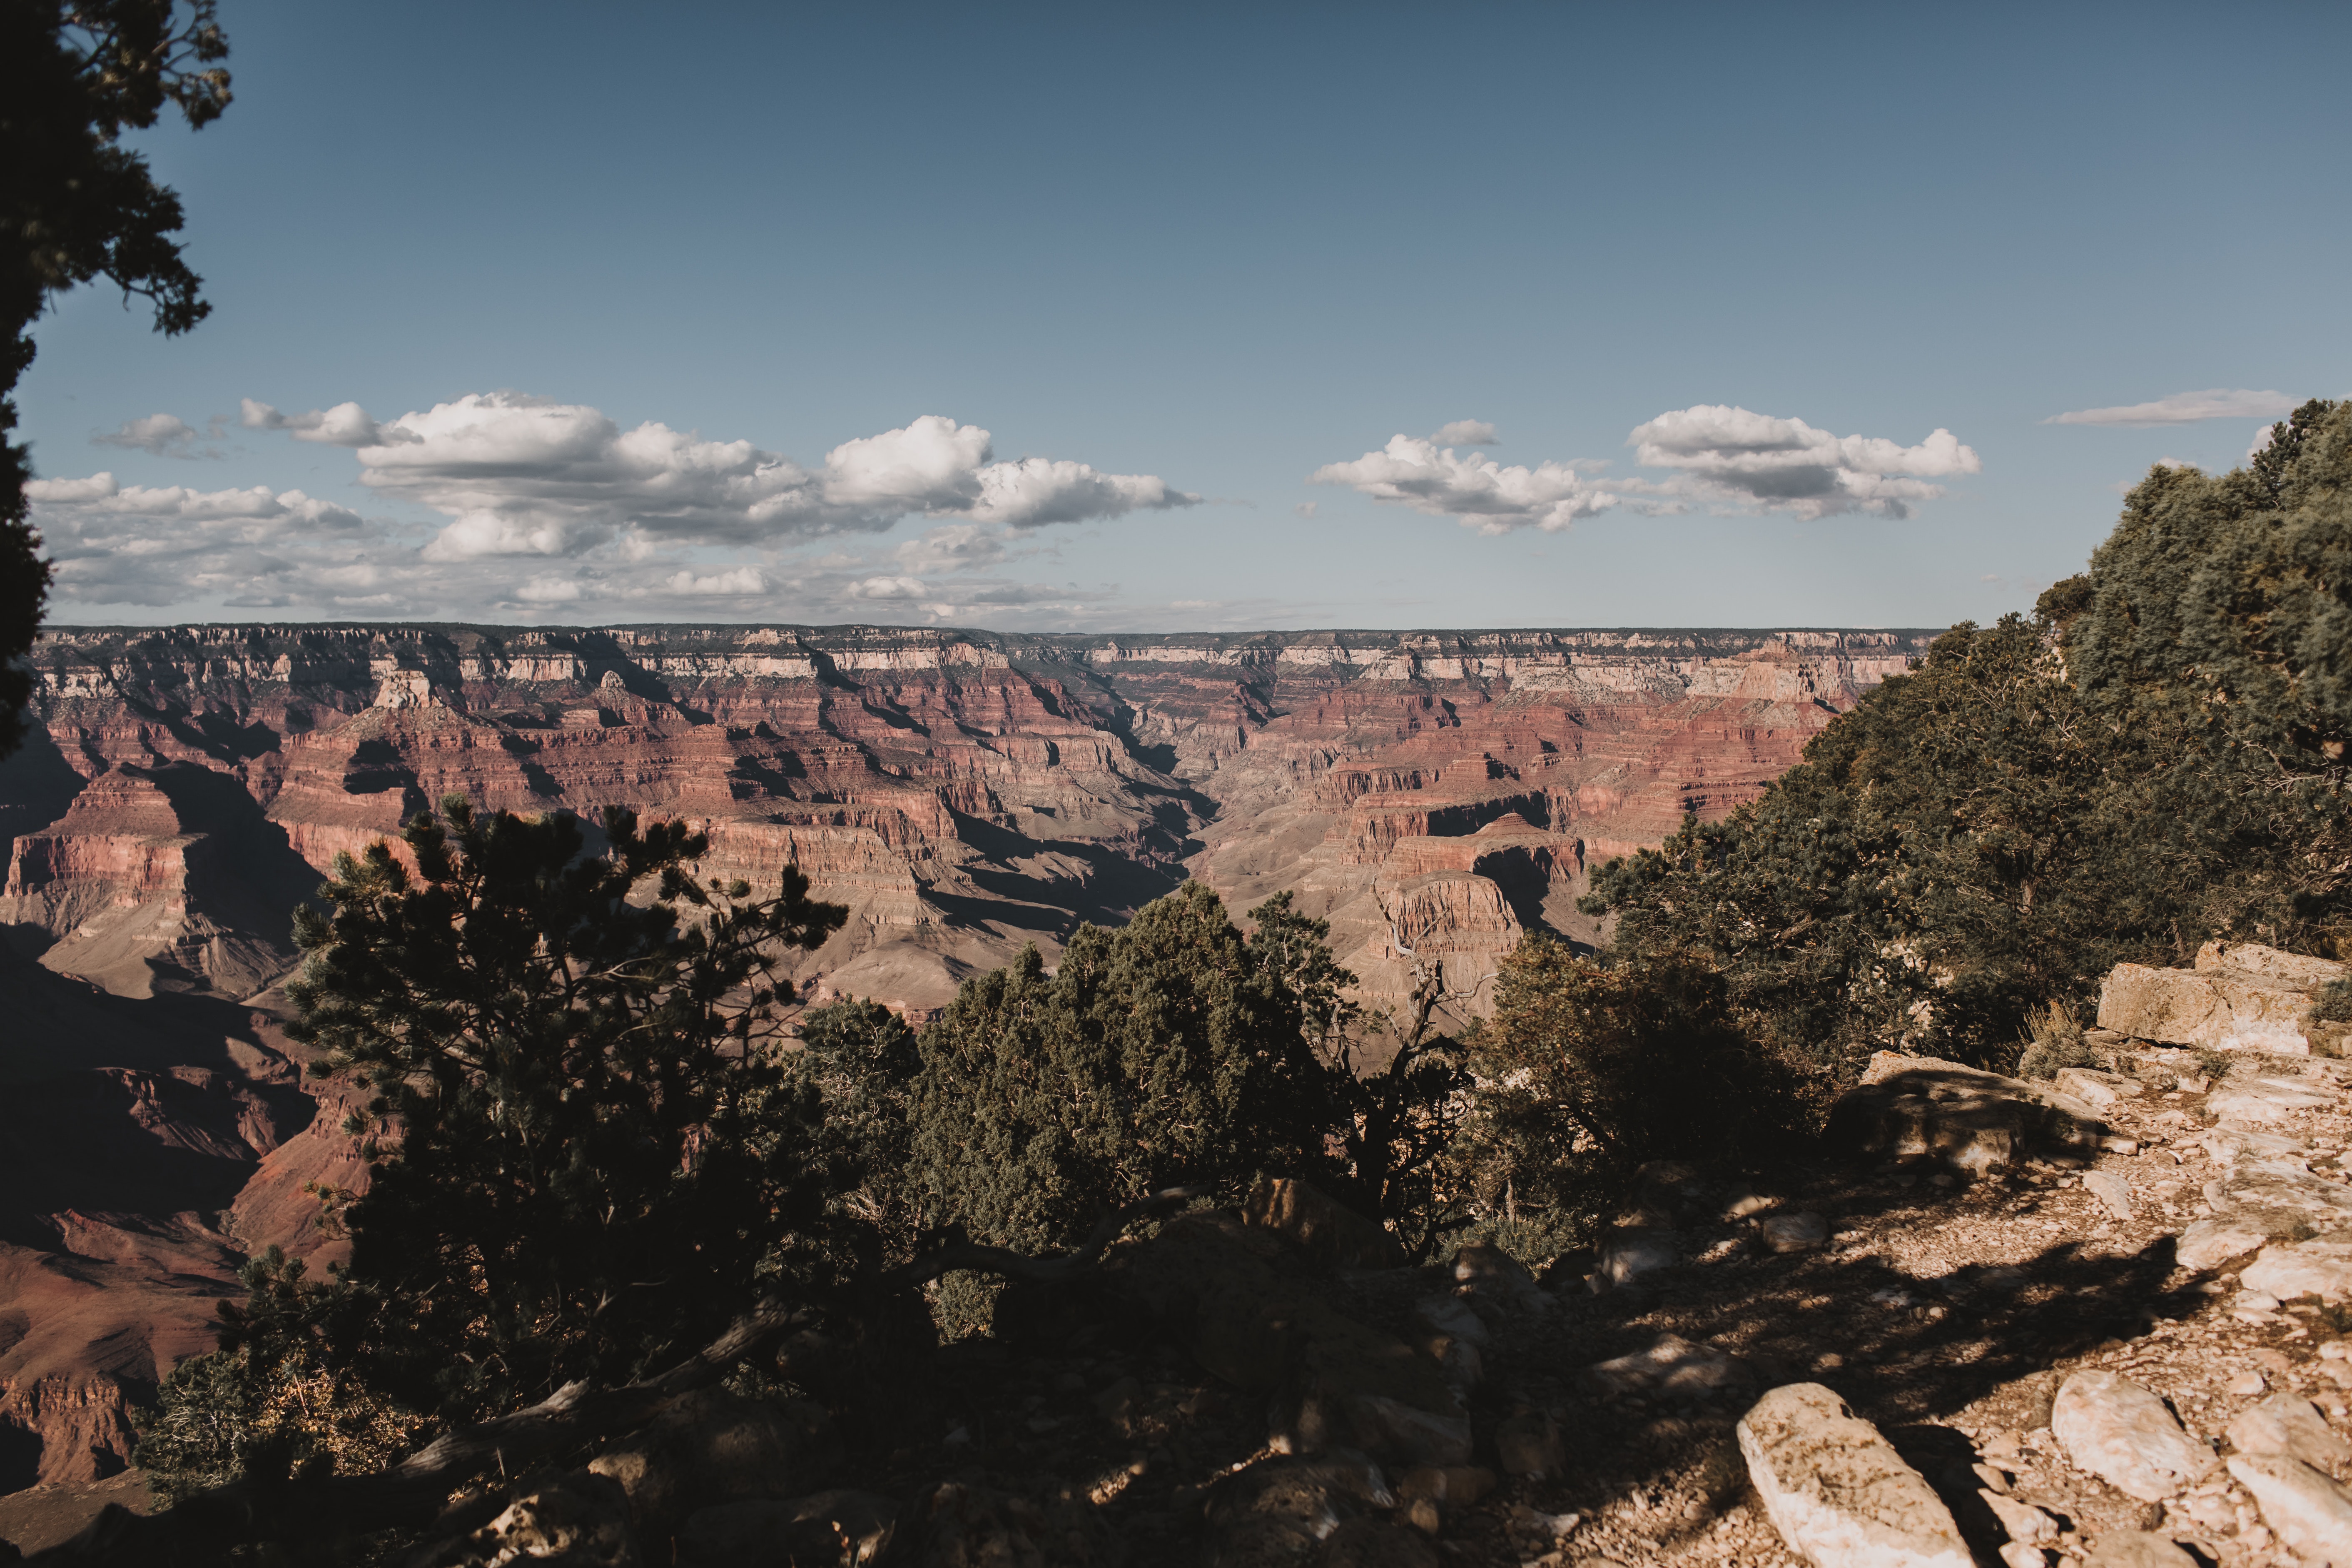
2083,1169,2134,1220
2099,962,2316,1052
1833,1054,2107,1175
2205,1169,2352,1221
2050,1370,2217,1502
2202,1123,2310,1170
2209,1078,2337,1122
2243,1238,2352,1304
2228,1453,2352,1566
2177,1210,2321,1271
2056,1067,2145,1107
2226,1394,2352,1472
1735,1382,1972,1568
1579,1333,1748,1400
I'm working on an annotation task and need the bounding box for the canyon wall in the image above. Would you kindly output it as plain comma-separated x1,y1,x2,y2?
0,619,1934,1488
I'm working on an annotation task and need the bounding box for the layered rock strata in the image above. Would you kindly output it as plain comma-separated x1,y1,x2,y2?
0,620,1930,1495
5,622,1930,1024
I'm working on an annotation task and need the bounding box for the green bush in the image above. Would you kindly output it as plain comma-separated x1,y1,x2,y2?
907,883,1330,1263
283,799,849,1424
1451,941,1809,1237
1582,400,2352,1072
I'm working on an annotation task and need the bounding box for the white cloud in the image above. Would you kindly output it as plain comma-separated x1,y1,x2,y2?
662,566,769,597
241,397,401,447
1430,419,1497,446
965,456,1190,528
92,414,213,458
1627,405,1981,520
515,575,584,603
24,473,387,609
237,392,1198,561
1293,501,1318,519
2045,389,2299,427
1313,405,1980,528
844,575,930,601
1310,436,1619,533
894,523,1009,573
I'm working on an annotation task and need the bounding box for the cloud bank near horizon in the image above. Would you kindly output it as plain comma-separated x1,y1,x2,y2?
1312,405,1982,530
27,393,1197,625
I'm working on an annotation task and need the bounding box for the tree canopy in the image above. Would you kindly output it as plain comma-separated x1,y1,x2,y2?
1584,399,2352,1072
281,800,848,1422
1,0,230,753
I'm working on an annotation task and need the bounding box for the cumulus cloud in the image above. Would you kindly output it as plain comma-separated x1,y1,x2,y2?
2045,389,2299,427
1430,419,1497,446
663,566,768,597
1313,406,1981,528
1310,436,1619,533
241,398,402,447
514,575,584,603
1626,406,1981,519
23,472,387,609
844,575,932,601
894,523,1009,573
92,413,214,458
237,392,1198,561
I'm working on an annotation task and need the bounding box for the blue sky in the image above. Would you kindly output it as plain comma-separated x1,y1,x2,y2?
19,0,2350,633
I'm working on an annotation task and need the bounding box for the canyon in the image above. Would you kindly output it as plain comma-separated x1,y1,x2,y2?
0,619,1932,1497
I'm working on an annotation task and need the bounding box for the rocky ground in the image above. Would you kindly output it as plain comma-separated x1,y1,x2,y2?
21,967,2352,1565
770,1044,2340,1568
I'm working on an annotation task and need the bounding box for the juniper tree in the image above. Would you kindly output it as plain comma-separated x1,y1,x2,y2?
284,798,849,1422
2,1,231,753
906,882,1333,1261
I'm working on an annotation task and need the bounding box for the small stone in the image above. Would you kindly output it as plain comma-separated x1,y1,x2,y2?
2237,1290,2284,1312
2050,1371,2219,1502
1722,1187,1777,1221
2321,1340,2352,1360
1404,1498,1442,1536
1997,1544,2045,1568
2080,1531,2198,1567
2083,1169,2135,1221
1761,1212,1830,1253
2226,1369,2270,1396
2057,1067,2148,1107
2227,1453,2352,1565
1983,1489,2058,1544
1736,1383,1972,1568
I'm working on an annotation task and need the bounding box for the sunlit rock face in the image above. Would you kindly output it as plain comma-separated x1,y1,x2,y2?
4,622,1930,1022
0,620,1928,1488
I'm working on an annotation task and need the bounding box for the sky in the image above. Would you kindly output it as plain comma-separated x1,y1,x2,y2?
18,0,2352,635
